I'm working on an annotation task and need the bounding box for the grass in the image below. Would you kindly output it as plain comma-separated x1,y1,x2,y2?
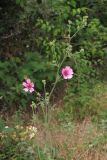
1,82,107,160
33,115,107,160
1,110,107,160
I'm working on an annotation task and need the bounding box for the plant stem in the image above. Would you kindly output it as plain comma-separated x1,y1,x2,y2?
49,55,66,101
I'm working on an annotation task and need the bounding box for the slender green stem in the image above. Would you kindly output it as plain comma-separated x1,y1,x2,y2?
43,82,49,123
70,29,80,41
49,55,67,100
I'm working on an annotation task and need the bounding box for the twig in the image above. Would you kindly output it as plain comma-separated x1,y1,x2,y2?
1,31,21,39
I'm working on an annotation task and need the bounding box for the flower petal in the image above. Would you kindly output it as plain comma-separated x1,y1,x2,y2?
23,88,29,92
67,74,73,79
22,82,27,87
63,75,68,79
31,82,34,88
26,79,31,84
29,88,34,93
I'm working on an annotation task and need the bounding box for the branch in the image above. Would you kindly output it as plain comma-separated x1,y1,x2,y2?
1,31,21,39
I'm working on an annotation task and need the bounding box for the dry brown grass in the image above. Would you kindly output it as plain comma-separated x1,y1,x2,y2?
34,116,107,160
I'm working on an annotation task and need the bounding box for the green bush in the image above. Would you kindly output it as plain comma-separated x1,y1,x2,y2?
0,52,58,110
0,0,107,117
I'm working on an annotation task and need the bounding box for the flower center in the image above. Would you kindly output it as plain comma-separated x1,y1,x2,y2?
27,83,32,89
64,70,69,76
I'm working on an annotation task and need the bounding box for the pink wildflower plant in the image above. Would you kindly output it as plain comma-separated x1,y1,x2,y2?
22,79,34,93
62,66,74,79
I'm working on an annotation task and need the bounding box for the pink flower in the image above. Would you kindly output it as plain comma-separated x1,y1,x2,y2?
62,66,74,79
22,79,34,93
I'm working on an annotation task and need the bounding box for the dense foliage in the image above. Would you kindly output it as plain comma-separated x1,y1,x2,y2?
0,0,107,118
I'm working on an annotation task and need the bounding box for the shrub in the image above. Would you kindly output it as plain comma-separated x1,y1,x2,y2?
0,0,107,118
